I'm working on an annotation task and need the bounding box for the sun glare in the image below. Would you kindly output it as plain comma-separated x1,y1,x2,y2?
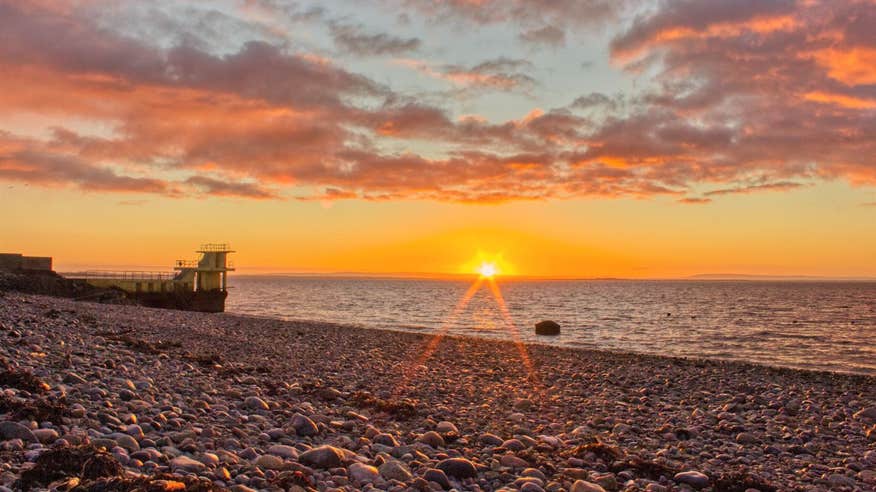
478,262,498,278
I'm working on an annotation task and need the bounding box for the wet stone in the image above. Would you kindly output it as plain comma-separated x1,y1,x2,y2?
423,468,451,489
417,431,445,448
0,422,38,443
571,480,607,492
244,396,269,411
267,444,297,459
291,413,318,436
298,445,344,469
349,462,379,483
379,459,412,481
674,470,709,489
436,457,478,479
255,453,285,470
32,428,59,444
171,455,206,473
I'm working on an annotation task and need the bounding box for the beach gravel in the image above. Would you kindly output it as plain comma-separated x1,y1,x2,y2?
0,292,874,491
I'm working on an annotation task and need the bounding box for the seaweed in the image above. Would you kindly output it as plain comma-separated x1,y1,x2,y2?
184,352,223,367
0,393,68,422
15,444,123,490
217,364,271,376
270,470,315,490
81,474,224,492
351,391,418,419
610,457,677,481
565,440,625,463
711,470,779,492
0,366,50,393
98,332,182,355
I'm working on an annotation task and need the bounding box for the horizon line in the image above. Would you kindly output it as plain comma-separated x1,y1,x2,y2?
53,265,876,282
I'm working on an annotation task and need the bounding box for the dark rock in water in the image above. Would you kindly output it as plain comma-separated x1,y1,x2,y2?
535,320,561,336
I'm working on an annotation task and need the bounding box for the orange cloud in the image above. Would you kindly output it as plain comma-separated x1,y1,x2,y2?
0,0,874,205
812,48,876,85
804,91,876,109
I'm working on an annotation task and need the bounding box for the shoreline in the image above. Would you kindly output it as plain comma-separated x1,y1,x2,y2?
1,292,874,490
223,310,876,380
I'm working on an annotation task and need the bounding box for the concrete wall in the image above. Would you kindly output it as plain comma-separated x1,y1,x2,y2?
0,254,52,271
0,254,23,271
85,278,184,293
20,256,52,271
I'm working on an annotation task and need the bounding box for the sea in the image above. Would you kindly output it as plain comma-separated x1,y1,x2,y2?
225,276,876,376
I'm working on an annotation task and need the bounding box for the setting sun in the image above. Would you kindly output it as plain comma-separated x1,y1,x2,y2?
478,262,498,278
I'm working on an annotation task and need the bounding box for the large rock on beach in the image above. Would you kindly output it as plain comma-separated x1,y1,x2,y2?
417,430,445,448
571,481,607,492
534,320,561,335
255,453,285,470
291,413,319,436
379,460,412,481
298,445,344,469
480,432,504,446
436,421,458,434
674,470,710,489
0,422,38,443
348,462,379,483
171,455,207,473
244,396,269,410
423,468,451,489
373,432,399,446
31,428,59,444
267,444,298,459
436,457,478,479
854,406,876,423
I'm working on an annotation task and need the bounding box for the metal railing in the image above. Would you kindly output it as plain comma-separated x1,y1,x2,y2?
175,260,198,269
198,243,233,252
174,259,235,270
64,270,176,281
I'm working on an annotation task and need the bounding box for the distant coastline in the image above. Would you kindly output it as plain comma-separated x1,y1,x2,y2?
227,271,876,282
687,273,876,281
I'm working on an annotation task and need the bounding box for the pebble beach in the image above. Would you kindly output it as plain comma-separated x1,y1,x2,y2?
1,292,874,491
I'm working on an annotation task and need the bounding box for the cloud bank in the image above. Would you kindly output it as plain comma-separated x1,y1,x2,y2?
0,0,873,203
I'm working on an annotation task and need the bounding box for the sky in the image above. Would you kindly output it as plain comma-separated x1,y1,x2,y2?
1,0,875,278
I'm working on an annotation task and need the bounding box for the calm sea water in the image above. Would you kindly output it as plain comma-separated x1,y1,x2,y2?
225,277,876,376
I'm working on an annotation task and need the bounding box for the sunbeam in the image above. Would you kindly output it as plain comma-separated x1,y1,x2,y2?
394,273,539,398
393,277,485,396
486,277,539,383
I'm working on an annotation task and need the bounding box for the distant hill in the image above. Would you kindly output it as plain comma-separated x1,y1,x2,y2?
689,273,876,281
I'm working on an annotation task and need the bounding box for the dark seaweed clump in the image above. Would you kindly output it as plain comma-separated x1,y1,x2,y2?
0,365,50,394
352,390,418,419
0,393,68,422
15,445,123,490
